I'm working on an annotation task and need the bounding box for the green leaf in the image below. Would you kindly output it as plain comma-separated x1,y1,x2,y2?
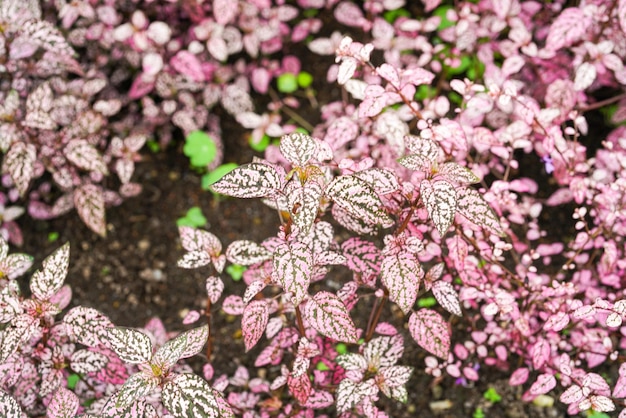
48,231,59,242
483,387,502,403
297,71,313,88
66,373,80,389
249,134,272,152
417,296,437,308
184,131,218,168
433,6,455,30
277,73,298,93
226,264,246,281
383,8,410,23
176,207,207,228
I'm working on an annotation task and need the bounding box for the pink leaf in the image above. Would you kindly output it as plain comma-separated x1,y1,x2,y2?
303,390,334,409
341,237,381,284
2,142,37,197
543,311,570,332
336,379,377,413
420,179,457,236
529,373,557,396
432,281,462,316
545,7,589,51
211,162,282,198
242,300,270,351
288,371,312,405
47,387,79,418
336,353,367,371
572,304,596,320
29,242,69,301
613,374,626,398
213,0,238,25
243,280,268,304
377,63,400,88
620,0,626,34
302,291,358,343
438,162,480,185
456,188,504,236
381,252,422,314
222,295,245,315
64,139,108,175
279,132,317,167
326,175,392,226
205,276,224,304
509,367,529,386
63,306,113,347
560,384,583,405
408,309,451,359
364,334,404,368
532,338,551,369
226,240,272,265
272,241,312,306
74,184,106,237
354,168,399,195
574,62,596,91
170,50,205,82
128,73,155,99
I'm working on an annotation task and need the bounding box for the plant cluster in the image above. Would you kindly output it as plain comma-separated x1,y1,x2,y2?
2,0,626,417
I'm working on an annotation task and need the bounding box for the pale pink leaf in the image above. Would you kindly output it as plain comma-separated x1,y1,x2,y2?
336,379,377,413
170,50,204,82
326,175,392,226
242,300,270,352
272,242,312,306
226,240,272,265
432,281,462,316
177,251,212,269
303,390,334,409
213,0,237,25
101,393,151,418
364,334,404,368
402,67,436,86
162,373,224,418
106,327,153,364
0,390,23,417
206,276,224,304
243,280,268,304
529,373,557,396
63,306,113,347
29,242,69,301
378,365,412,394
560,384,583,404
572,304,596,320
408,309,451,359
543,311,570,332
456,188,504,236
589,395,615,412
438,162,480,185
620,0,626,34
47,387,79,418
545,7,588,51
70,349,108,373
404,135,439,162
377,63,400,87
341,237,381,284
336,353,367,371
334,2,367,28
613,374,626,398
509,367,529,386
2,142,37,197
178,226,221,254
279,132,317,167
288,371,312,405
74,184,106,237
222,295,245,315
574,62,596,91
303,291,358,343
113,372,159,409
424,262,445,290
532,338,551,369
64,139,108,175
606,312,623,328
381,252,422,314
211,162,282,198
289,182,323,234
337,57,357,85
354,168,399,195
420,179,457,236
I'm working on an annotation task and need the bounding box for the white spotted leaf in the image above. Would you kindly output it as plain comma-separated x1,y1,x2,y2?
243,280,268,304
74,184,106,237
289,182,323,234
64,306,113,347
302,291,358,343
162,373,221,418
226,240,272,265
210,162,282,198
64,139,108,175
409,309,450,359
2,142,37,197
272,242,312,306
420,180,457,236
177,325,209,360
101,394,152,418
432,281,462,316
438,162,480,185
326,175,392,226
47,387,79,418
29,242,69,301
106,327,153,364
206,276,224,304
0,390,23,417
381,252,422,314
364,334,404,368
112,372,159,410
70,349,108,373
354,168,399,195
279,132,317,167
242,300,270,352
456,188,504,236
336,379,377,414
178,226,222,254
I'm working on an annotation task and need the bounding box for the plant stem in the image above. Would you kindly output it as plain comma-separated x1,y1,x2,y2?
365,289,388,342
206,297,213,359
295,304,306,337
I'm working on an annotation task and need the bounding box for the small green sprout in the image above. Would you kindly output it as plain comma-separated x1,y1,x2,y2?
176,207,207,228
483,387,502,403
183,130,218,168
226,264,246,281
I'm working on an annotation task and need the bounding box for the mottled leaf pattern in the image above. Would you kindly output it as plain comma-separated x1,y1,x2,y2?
272,242,312,306
64,139,108,175
226,240,272,265
64,306,113,347
29,242,69,301
342,237,381,284
336,353,367,371
408,309,450,359
74,184,106,237
302,291,358,343
364,334,404,368
101,395,151,418
70,349,108,373
279,132,317,167
336,379,376,413
242,300,269,352
289,182,323,234
211,162,281,198
177,325,209,360
381,253,422,314
288,371,312,404
0,390,23,417
2,142,36,197
438,162,479,185
113,372,159,409
354,168,399,195
162,373,220,418
432,281,462,316
529,373,557,395
206,276,224,304
179,226,222,254
420,179,457,236
47,387,79,418
326,175,392,226
106,327,153,364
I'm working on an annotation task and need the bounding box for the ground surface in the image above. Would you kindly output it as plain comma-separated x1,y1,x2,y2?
16,125,571,417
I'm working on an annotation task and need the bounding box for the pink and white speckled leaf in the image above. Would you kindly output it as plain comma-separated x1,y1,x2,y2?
424,263,445,291
272,242,312,306
106,327,153,364
206,276,224,304
288,371,312,404
242,300,269,352
213,0,237,25
70,349,107,373
531,338,550,369
114,372,159,409
529,373,557,396
509,367,530,386
289,182,323,234
381,252,422,314
331,204,377,234
336,379,377,414
211,162,282,198
456,188,504,236
572,304,596,319
223,295,245,315
266,317,283,339
243,280,268,304
162,373,222,418
47,387,79,418
326,175,392,226
64,139,108,175
613,374,626,398
432,281,462,316
403,136,439,165
420,180,456,236
64,306,113,347
177,325,210,360
543,311,570,331
280,132,317,167
409,309,450,359
303,390,334,409
0,252,33,280
342,237,381,284
226,240,272,265
179,226,222,254
177,251,212,269
171,51,204,82
585,395,615,412
3,142,36,197
378,366,412,391
0,390,23,417
75,184,106,237
438,162,479,185
302,291,358,343
545,7,587,51
101,394,151,418
574,62,596,91
354,168,399,195
29,242,69,301
364,334,404,368
336,353,367,371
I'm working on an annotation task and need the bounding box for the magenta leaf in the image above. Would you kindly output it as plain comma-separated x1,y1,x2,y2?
47,387,79,418
509,367,530,386
279,132,317,167
432,281,462,316
64,139,108,175
2,142,36,197
420,179,457,236
529,373,557,396
211,162,282,198
74,184,107,237
242,300,270,352
225,240,272,265
456,188,504,236
381,252,422,314
162,373,226,418
409,309,451,359
0,390,23,417
29,242,69,301
302,291,358,343
272,242,312,306
64,306,113,347
288,371,312,405
106,327,153,364
326,175,392,227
